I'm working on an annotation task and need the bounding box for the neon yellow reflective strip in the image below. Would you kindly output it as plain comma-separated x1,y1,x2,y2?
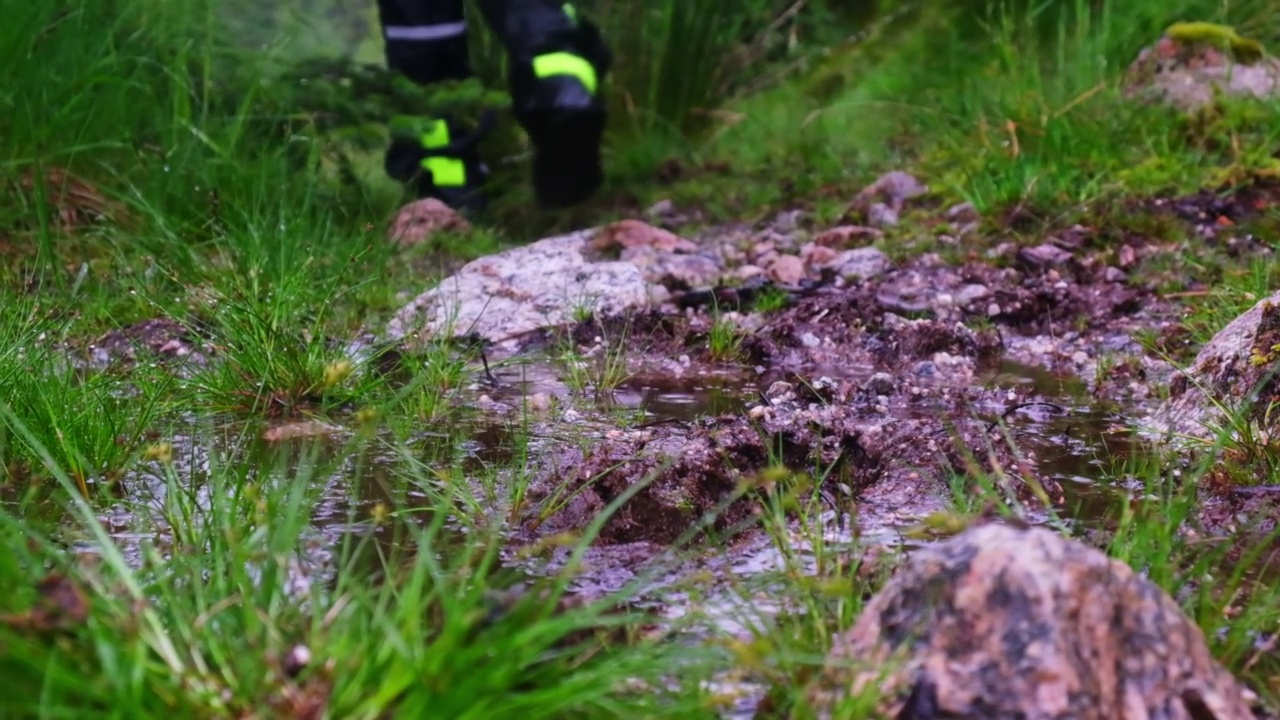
420,119,450,149
424,156,466,187
532,52,597,95
420,120,466,187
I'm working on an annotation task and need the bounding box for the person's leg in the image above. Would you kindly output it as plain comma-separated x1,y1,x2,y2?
476,0,612,209
376,0,488,213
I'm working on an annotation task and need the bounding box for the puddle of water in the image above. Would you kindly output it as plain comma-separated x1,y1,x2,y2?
487,356,754,422
34,342,1170,720
979,360,1155,528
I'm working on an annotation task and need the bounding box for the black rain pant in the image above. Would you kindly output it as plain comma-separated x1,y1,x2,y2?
375,0,585,88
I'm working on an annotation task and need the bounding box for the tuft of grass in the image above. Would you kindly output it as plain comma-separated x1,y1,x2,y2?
0,409,721,718
557,323,636,399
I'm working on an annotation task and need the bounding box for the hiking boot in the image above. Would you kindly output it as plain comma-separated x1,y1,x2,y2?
506,15,611,209
385,113,491,216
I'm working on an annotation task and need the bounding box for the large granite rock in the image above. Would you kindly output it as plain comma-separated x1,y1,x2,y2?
387,230,652,345
810,523,1256,719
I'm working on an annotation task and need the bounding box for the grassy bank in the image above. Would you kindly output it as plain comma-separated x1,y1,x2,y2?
5,0,1280,716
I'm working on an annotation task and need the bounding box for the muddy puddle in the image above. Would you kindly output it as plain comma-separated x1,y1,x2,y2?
46,292,1175,720
56,351,1155,593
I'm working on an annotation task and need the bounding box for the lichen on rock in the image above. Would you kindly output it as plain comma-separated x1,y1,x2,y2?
810,523,1258,719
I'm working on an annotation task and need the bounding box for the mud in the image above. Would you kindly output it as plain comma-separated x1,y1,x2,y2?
59,179,1280,695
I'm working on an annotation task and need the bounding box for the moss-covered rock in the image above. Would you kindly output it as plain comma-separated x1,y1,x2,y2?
1125,22,1280,112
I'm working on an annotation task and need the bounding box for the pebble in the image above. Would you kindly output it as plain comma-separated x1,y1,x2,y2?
867,372,896,395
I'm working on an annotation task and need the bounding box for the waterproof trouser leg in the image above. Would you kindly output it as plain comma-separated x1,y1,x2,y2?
377,0,611,209
376,0,488,212
478,0,611,208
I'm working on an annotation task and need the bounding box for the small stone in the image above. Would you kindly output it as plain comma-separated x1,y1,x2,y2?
1118,244,1138,267
735,264,765,282
853,171,928,214
644,199,674,219
955,283,990,307
867,372,895,395
867,203,899,228
765,254,806,285
590,218,698,254
770,209,804,233
813,225,883,248
987,303,1002,317
1071,351,1089,365
800,332,821,348
1017,243,1074,269
1103,266,1128,283
262,421,342,443
388,198,470,247
765,381,794,402
800,242,839,267
821,247,892,283
945,202,978,222
525,392,552,412
912,361,937,377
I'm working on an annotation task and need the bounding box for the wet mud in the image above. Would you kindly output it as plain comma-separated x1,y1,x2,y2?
61,180,1280,633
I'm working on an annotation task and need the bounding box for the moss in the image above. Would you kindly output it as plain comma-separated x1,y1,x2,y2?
1165,22,1265,65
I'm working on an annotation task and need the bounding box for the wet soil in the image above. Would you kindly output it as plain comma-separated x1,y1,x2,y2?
55,180,1280,689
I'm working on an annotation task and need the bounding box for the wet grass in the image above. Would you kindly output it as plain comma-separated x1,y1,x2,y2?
8,0,1280,715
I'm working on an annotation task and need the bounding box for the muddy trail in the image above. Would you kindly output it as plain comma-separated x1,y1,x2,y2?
74,176,1280,601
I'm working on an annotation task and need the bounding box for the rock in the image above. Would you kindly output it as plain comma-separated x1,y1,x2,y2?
619,245,723,289
866,372,896,396
644,199,674,220
814,224,884,248
811,523,1256,720
388,230,650,344
799,242,839,268
1126,23,1280,112
1103,266,1129,283
868,203,899,227
589,218,698,254
821,248,892,283
769,209,804,234
1018,243,1075,270
955,283,991,308
765,254,807,285
388,198,470,247
848,171,928,225
262,421,343,443
1148,290,1280,440
946,202,979,223
1119,244,1139,267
